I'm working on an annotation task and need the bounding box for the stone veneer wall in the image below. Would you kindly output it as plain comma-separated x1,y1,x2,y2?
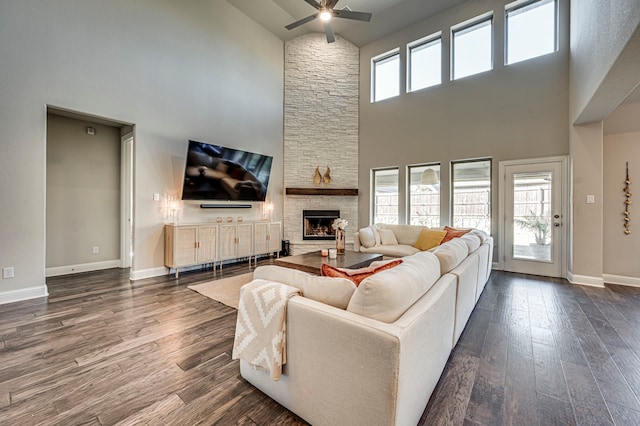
284,33,359,255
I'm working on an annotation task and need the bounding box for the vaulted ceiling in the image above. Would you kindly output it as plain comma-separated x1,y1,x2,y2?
228,0,469,47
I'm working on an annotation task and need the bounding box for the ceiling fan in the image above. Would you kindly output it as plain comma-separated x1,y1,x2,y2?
285,0,373,43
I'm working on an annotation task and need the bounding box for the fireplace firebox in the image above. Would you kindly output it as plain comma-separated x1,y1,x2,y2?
303,210,340,240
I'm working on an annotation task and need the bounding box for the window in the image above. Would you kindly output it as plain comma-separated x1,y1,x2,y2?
372,168,399,224
506,0,557,65
408,164,440,227
408,34,441,92
372,49,400,102
452,14,493,80
451,159,491,233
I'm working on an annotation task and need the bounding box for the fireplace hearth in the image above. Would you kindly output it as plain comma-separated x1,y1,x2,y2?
303,210,340,240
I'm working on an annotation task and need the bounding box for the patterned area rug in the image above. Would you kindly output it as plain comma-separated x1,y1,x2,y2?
188,272,254,309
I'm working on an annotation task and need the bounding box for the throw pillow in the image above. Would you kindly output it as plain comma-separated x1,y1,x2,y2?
379,228,399,245
441,226,472,243
413,228,447,251
321,259,403,286
358,227,376,248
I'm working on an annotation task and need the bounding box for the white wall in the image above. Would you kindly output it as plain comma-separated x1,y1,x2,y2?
568,0,640,286
358,0,570,258
0,0,284,302
603,102,640,281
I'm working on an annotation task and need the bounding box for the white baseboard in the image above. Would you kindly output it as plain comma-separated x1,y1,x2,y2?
492,262,500,270
603,274,640,287
0,285,49,305
567,271,605,288
46,260,121,277
130,266,168,281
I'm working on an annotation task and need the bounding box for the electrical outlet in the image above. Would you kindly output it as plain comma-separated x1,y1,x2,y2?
92,246,100,254
587,195,595,204
153,193,160,201
3,267,14,279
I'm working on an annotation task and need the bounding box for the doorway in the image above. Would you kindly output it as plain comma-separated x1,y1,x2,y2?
499,157,568,277
46,107,134,277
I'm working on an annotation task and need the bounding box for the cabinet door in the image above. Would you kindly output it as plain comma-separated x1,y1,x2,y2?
219,224,237,260
237,223,254,257
268,222,281,253
197,225,218,263
175,226,198,266
254,223,269,255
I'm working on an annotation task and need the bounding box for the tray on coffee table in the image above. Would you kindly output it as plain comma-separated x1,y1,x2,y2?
274,250,383,275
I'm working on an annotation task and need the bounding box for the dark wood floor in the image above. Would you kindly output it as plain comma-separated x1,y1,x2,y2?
2,263,640,425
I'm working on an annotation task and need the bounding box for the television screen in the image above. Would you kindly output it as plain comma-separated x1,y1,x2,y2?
181,140,273,201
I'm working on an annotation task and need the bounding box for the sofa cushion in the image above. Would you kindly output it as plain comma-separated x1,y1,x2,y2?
432,239,469,274
359,244,420,257
253,265,356,309
413,228,447,251
358,227,376,248
378,224,422,246
459,233,481,253
347,251,441,323
441,226,472,243
379,228,399,245
320,259,403,286
469,229,490,243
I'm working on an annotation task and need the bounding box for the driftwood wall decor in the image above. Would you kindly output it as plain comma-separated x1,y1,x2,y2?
624,162,632,235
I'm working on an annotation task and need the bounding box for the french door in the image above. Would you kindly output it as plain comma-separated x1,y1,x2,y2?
500,157,567,277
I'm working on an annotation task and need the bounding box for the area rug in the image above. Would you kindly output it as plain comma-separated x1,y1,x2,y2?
188,272,254,309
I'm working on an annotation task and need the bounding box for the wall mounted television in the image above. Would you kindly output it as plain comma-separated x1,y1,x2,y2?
181,140,273,202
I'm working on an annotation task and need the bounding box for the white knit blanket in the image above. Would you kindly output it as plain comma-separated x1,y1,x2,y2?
232,279,301,381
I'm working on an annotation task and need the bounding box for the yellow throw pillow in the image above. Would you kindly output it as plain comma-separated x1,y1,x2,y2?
413,228,447,251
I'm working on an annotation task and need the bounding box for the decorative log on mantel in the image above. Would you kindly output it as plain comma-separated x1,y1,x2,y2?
285,188,358,196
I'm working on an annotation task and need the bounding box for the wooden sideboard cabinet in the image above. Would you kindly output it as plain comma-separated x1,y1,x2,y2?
254,221,281,264
164,224,218,277
164,221,282,276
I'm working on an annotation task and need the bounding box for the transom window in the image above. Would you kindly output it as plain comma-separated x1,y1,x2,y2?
408,164,441,227
407,34,442,92
452,14,493,80
451,159,491,233
372,168,399,224
371,49,400,102
506,0,557,65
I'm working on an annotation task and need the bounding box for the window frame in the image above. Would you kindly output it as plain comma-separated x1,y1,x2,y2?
407,32,442,93
450,158,492,233
505,0,558,65
371,48,401,103
371,167,400,225
407,163,441,227
451,12,494,81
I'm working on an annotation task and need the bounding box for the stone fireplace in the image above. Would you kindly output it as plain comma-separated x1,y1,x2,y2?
303,210,339,240
283,34,359,255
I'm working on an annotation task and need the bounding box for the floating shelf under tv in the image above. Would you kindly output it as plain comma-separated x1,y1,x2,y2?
285,188,358,196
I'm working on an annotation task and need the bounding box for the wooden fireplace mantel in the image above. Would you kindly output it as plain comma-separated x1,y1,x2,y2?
285,188,358,196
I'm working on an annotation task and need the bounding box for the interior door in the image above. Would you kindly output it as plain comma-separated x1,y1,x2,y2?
502,158,565,277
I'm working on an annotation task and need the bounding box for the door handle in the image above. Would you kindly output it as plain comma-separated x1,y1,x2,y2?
554,214,560,219
554,223,561,227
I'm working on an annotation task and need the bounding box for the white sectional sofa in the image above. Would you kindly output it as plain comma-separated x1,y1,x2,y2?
239,229,493,426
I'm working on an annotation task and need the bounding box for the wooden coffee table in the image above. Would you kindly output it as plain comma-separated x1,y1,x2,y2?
274,250,383,275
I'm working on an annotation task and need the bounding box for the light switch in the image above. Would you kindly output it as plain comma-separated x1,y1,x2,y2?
586,195,595,204
153,193,160,201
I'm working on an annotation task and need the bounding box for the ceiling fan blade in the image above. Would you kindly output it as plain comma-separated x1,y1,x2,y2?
326,0,340,8
324,22,335,43
333,9,372,22
285,13,318,30
303,0,321,9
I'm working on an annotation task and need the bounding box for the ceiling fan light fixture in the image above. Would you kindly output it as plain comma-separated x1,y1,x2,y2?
319,9,332,22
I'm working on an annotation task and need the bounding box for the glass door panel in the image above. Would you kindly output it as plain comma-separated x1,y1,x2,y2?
512,172,552,262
